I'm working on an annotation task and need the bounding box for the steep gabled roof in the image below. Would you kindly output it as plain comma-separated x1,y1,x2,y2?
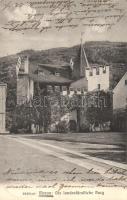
113,71,127,92
72,42,90,80
38,63,70,70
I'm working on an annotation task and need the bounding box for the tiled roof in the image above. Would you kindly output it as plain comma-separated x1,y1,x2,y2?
38,63,70,69
72,43,90,79
70,77,88,90
29,73,72,84
0,82,7,85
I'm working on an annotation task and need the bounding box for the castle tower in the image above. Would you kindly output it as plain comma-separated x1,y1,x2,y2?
85,65,110,91
71,35,110,92
72,37,89,80
16,56,34,105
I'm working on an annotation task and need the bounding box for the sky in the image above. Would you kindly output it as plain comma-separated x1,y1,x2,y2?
0,0,127,57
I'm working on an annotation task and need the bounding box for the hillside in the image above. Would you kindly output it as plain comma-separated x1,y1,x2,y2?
0,41,127,112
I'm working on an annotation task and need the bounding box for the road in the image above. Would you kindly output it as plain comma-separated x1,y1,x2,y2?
24,132,127,164
0,133,127,199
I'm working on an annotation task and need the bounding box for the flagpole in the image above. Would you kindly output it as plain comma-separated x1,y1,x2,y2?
81,32,90,69
80,32,83,76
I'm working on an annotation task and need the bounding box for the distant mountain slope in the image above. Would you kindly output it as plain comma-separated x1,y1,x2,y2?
1,41,127,65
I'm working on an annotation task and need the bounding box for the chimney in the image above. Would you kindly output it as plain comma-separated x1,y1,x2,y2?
24,56,29,74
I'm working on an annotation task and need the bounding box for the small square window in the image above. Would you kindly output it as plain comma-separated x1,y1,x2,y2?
39,71,45,76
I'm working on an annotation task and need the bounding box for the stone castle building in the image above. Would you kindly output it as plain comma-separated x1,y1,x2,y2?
16,41,112,133
16,42,110,103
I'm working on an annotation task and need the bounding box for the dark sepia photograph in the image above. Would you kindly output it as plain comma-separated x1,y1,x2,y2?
0,0,127,199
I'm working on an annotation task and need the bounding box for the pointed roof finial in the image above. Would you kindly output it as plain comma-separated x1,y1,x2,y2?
80,31,90,70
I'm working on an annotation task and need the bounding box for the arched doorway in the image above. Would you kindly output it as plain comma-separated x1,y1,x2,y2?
69,120,77,132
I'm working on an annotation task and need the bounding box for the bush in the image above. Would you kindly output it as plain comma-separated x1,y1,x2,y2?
80,122,89,132
56,120,69,133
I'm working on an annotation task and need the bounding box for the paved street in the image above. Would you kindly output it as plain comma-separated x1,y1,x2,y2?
0,132,127,187
24,131,127,163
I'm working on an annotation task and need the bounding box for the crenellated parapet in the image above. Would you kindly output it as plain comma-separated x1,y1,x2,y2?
47,85,87,96
86,65,109,77
85,65,110,91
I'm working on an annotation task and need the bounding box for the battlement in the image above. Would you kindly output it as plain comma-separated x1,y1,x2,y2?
86,66,109,77
47,85,87,96
85,65,110,91
63,87,87,96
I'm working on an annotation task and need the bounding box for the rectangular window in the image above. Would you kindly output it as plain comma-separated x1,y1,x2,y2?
96,68,99,75
125,80,127,85
62,86,67,91
103,66,106,73
89,71,93,76
98,84,101,90
74,90,77,94
55,72,60,76
81,88,84,94
69,87,73,91
47,85,52,90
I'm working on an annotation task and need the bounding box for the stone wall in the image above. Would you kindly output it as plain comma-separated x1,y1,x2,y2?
0,84,7,133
